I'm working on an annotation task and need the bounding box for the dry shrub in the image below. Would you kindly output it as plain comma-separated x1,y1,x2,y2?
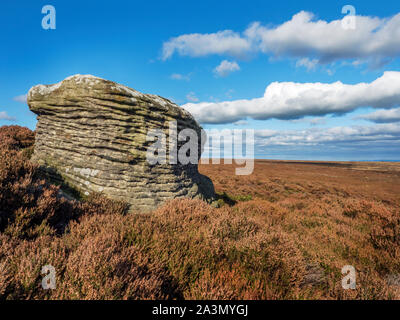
78,193,129,216
0,234,16,297
0,127,78,239
0,126,177,300
199,161,400,299
2,126,400,300
369,206,400,251
187,264,274,300
127,198,307,299
326,269,393,300
0,215,181,300
0,125,35,151
210,210,260,242
54,214,180,300
0,126,129,240
0,234,67,299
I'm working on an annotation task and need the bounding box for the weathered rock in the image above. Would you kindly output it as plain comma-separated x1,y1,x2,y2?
27,74,215,212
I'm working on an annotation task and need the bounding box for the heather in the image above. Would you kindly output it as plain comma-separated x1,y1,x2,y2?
1,125,400,299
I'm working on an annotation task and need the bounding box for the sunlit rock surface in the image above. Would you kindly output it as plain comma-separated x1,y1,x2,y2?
28,74,214,212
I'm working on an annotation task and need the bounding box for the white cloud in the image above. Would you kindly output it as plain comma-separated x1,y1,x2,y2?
233,120,248,126
358,108,400,123
13,94,27,103
162,11,400,67
162,30,251,60
0,111,16,121
186,91,199,102
288,117,326,126
296,58,318,71
214,60,240,77
170,73,190,81
249,123,400,161
250,123,400,160
182,71,400,124
254,123,400,146
204,123,400,160
246,11,400,64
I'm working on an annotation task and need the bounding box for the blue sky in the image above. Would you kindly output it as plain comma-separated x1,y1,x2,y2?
1,0,400,160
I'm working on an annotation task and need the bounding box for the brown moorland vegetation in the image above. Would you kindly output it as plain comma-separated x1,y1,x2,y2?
1,125,400,299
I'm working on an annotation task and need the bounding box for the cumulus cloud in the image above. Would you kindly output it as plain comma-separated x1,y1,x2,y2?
254,123,400,146
358,108,400,123
214,60,240,77
162,30,251,60
0,111,16,121
162,11,400,67
246,11,400,64
13,94,27,103
182,71,400,124
250,123,400,160
203,123,400,160
288,117,326,126
233,120,249,126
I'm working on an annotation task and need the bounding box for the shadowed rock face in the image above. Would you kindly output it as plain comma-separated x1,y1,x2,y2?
27,74,215,212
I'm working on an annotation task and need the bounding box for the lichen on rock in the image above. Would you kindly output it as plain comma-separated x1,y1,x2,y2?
27,74,215,212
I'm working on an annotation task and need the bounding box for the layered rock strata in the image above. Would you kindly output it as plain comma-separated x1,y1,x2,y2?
27,74,214,212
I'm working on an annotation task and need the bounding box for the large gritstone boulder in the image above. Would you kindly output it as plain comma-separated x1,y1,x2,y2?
27,74,215,212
